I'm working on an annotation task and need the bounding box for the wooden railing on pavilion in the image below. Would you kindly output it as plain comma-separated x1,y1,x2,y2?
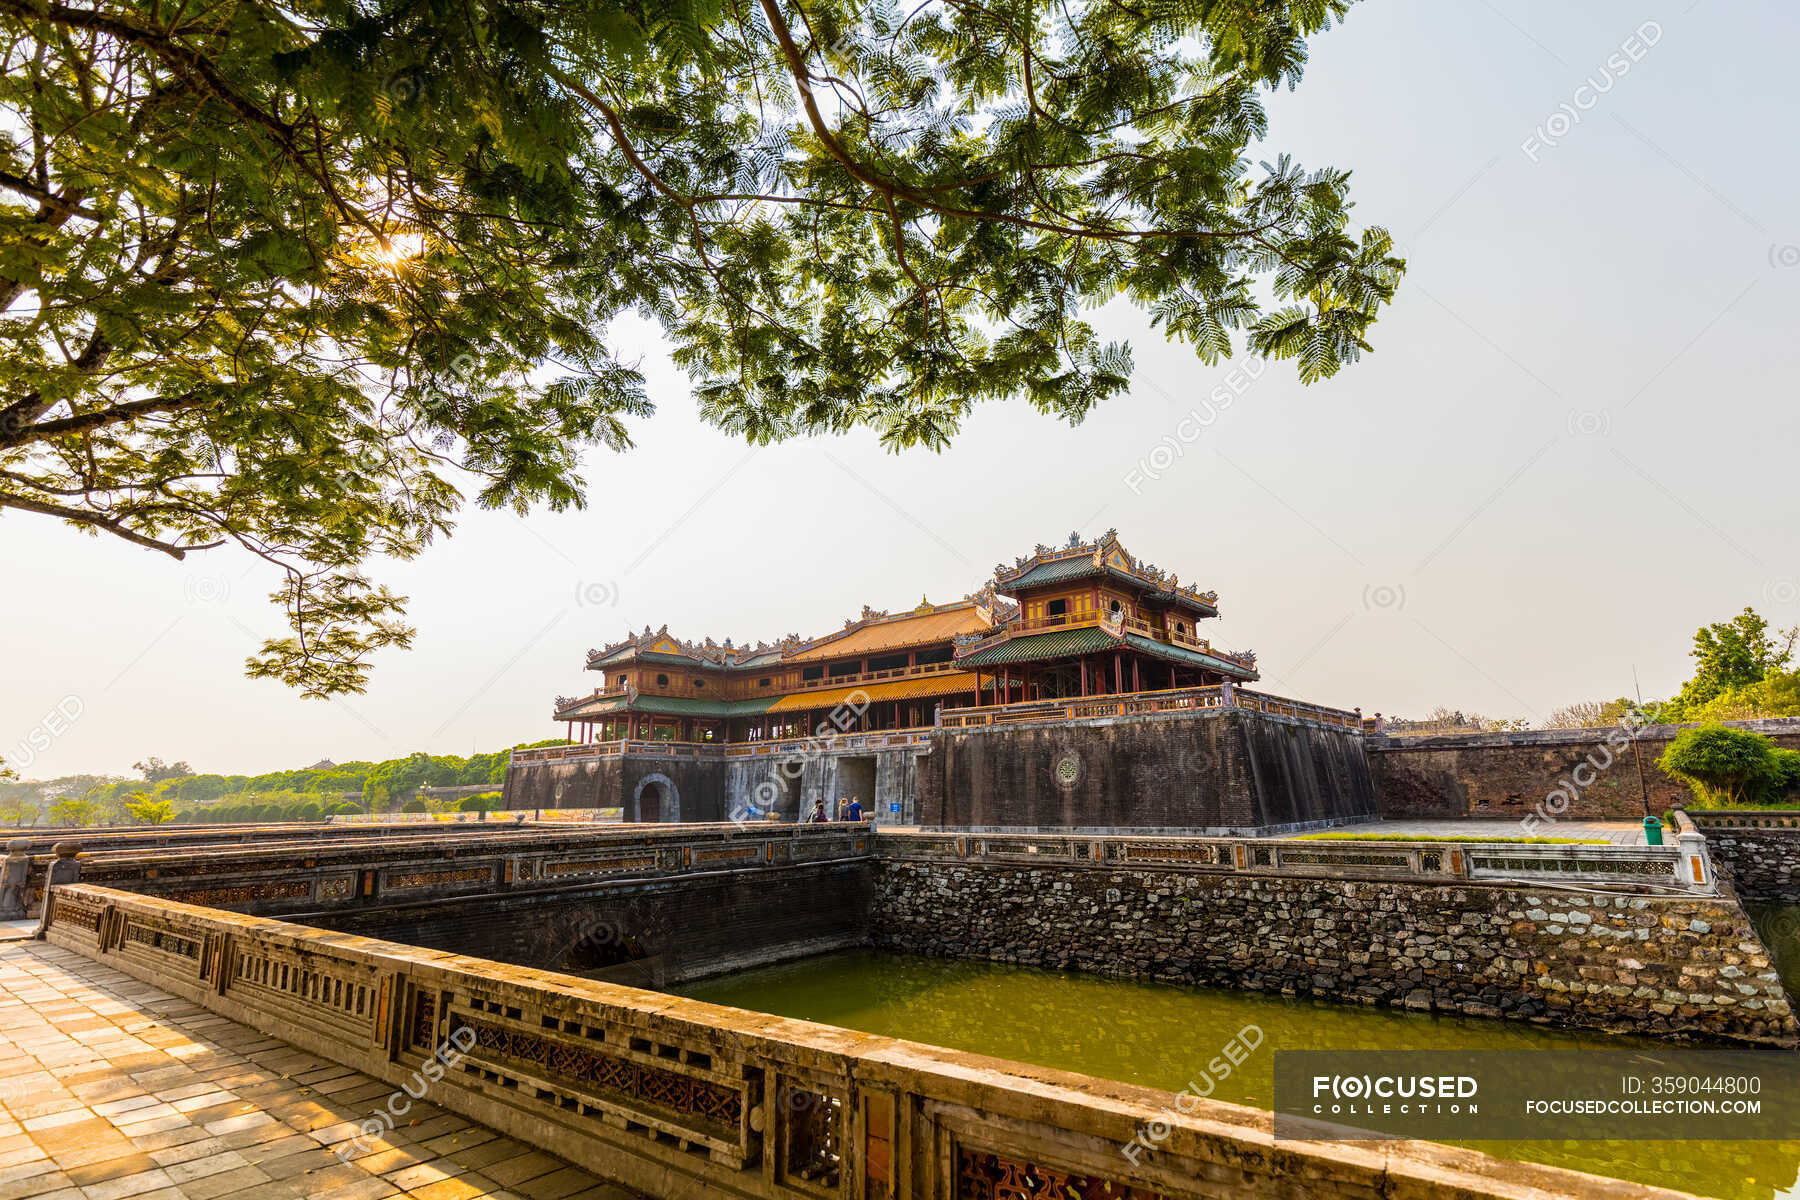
938,683,1363,731
789,659,961,691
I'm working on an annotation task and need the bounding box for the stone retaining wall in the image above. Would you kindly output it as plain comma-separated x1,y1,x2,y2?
870,857,1798,1048
1685,812,1800,902
311,859,872,987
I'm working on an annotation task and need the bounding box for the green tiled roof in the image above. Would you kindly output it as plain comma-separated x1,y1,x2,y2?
1123,635,1257,680
555,693,778,720
1004,558,1105,589
1001,559,1218,616
954,626,1256,679
953,626,1118,666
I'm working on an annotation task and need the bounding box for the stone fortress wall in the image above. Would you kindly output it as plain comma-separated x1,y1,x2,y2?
504,706,1800,832
1364,717,1800,821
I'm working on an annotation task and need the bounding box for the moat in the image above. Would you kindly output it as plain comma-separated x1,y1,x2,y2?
676,905,1800,1200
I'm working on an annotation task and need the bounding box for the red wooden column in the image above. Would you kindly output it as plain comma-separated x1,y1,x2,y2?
1079,657,1087,696
1114,653,1123,693
1132,659,1141,693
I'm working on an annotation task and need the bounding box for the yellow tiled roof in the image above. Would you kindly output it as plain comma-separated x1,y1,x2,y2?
785,604,993,662
765,672,981,712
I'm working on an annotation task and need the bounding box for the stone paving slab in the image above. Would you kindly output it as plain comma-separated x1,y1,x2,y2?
0,942,642,1200
1318,819,1652,845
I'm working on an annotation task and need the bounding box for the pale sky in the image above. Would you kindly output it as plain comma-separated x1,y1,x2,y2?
7,0,1799,780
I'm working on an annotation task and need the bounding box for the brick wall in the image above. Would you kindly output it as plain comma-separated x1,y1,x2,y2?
500,752,726,820
1365,719,1800,821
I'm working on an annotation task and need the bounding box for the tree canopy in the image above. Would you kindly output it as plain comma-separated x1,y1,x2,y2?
2,0,1402,695
1666,607,1797,717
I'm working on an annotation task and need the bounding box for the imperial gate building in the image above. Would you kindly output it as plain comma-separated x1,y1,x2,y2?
505,533,1377,829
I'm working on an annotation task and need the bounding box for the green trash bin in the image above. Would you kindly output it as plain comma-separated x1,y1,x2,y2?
1643,816,1664,846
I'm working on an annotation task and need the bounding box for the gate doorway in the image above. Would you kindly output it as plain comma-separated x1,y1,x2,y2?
837,755,877,819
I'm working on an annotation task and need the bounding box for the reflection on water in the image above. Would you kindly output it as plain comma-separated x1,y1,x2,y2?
675,912,1800,1200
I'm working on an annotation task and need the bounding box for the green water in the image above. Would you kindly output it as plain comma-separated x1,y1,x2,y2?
678,928,1800,1200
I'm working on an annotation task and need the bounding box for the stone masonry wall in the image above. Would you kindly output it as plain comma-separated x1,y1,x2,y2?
870,857,1798,1047
1687,824,1800,902
500,752,726,820
1366,719,1800,821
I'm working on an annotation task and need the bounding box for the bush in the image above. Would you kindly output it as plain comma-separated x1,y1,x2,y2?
1659,724,1800,807
401,799,429,813
458,793,501,813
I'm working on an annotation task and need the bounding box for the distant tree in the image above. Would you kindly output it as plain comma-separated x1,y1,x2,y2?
458,793,500,813
133,758,193,783
0,793,31,826
401,799,429,814
1686,672,1800,722
1669,608,1798,716
1659,725,1800,808
1479,716,1533,732
48,797,96,827
1544,701,1610,729
124,796,175,825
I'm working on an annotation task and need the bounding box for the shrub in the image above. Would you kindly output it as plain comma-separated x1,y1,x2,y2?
401,799,429,813
1659,724,1800,807
458,793,501,812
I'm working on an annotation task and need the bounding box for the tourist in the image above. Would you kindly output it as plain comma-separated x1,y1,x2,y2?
844,796,864,822
807,800,829,823
834,796,849,821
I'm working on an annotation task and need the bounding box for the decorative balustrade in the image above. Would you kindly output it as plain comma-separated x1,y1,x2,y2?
938,684,1363,732
1681,808,1800,831
722,729,933,759
36,823,873,917
874,829,1715,893
516,730,935,766
41,884,1663,1200
513,740,721,764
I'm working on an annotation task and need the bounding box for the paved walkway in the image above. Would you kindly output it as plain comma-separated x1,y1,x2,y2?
1328,819,1654,845
0,942,636,1200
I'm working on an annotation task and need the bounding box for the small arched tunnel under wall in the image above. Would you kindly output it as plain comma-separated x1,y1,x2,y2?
631,773,679,823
